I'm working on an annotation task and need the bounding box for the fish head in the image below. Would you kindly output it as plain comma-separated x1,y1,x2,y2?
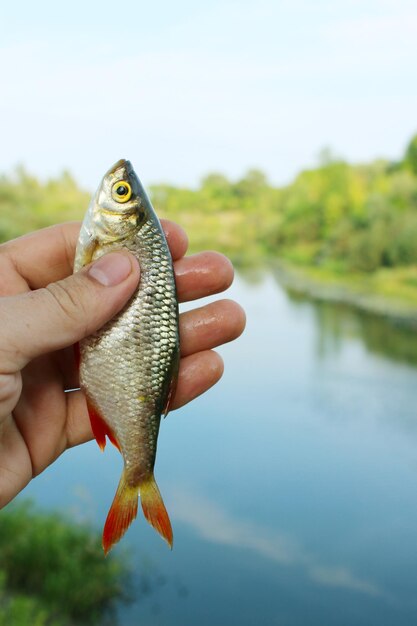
90,159,147,244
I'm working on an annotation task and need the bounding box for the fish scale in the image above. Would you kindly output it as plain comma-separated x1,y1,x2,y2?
74,159,179,553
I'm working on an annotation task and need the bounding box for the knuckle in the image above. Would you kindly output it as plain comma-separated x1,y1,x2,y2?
0,302,26,370
44,279,89,333
0,373,21,409
0,256,18,296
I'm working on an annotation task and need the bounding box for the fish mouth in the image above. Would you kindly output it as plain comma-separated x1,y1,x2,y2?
105,159,133,178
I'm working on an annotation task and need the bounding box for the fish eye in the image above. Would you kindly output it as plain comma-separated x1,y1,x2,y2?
112,180,132,203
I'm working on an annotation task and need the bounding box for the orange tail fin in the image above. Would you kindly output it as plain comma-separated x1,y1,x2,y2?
140,475,173,549
102,470,139,555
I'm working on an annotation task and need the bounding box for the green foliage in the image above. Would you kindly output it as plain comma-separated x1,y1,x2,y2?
150,169,281,267
0,571,58,626
2,134,417,281
151,152,417,276
404,133,417,175
0,501,132,626
0,167,88,242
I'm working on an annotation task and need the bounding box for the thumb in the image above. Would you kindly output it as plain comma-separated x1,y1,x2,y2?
0,251,140,373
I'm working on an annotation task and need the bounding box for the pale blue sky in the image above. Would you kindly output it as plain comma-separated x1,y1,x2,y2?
1,0,416,189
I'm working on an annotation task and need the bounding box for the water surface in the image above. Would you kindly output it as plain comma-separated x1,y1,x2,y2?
23,274,417,625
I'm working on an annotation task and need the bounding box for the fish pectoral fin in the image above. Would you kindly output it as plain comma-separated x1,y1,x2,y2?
103,470,139,555
140,474,173,548
74,230,98,271
86,399,121,452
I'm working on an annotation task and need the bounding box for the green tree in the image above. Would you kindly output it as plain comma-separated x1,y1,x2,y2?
404,133,417,175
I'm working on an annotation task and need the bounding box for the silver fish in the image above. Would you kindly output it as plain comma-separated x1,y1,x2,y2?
74,159,179,553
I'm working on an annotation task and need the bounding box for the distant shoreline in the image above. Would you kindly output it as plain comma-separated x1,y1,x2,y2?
272,261,417,329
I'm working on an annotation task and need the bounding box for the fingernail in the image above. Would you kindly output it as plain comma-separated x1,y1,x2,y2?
88,253,133,286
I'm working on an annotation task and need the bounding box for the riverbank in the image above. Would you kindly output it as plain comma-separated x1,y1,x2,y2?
272,261,417,329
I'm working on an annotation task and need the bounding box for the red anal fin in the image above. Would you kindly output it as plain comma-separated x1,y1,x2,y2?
106,430,121,452
86,399,121,452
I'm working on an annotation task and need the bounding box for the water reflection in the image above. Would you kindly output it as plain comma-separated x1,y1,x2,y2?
170,487,382,597
132,555,189,616
19,272,417,626
282,286,417,366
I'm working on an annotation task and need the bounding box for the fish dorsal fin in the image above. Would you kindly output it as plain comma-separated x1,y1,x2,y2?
162,351,180,418
162,376,178,417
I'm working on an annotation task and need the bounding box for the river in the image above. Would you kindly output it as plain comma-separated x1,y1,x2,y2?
21,272,417,625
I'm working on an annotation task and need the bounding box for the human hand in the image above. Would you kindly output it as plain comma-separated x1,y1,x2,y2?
0,221,245,508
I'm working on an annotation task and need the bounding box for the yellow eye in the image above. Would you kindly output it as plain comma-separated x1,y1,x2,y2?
111,180,132,203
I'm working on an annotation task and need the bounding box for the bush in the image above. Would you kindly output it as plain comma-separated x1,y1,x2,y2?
0,501,132,625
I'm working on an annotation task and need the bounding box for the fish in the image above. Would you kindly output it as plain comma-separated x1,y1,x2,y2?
74,159,179,554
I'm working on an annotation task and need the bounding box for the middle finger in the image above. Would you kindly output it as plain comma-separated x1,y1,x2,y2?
179,299,246,357
174,251,234,302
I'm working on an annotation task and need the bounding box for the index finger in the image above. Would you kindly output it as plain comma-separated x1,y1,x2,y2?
1,220,188,290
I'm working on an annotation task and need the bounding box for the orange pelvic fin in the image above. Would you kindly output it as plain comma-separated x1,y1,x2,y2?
86,399,121,452
102,470,139,555
140,474,173,548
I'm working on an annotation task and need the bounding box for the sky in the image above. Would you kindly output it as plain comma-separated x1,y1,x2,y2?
0,0,416,190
